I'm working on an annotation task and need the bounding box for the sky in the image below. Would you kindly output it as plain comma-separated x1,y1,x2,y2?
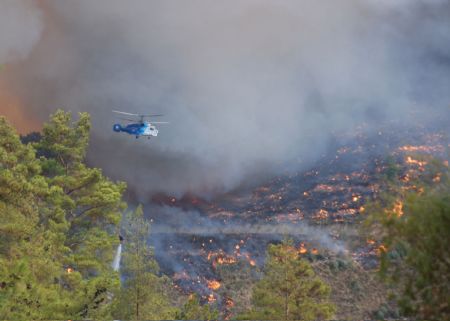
0,0,449,198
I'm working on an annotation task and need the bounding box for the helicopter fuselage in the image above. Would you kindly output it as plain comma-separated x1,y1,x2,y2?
113,122,158,138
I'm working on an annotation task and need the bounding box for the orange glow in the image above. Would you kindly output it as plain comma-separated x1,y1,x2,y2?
0,84,41,134
393,201,404,218
433,174,441,183
298,243,307,254
313,209,328,220
311,248,318,255
367,239,375,245
207,280,221,290
66,267,73,274
207,293,216,303
377,244,388,255
405,156,427,169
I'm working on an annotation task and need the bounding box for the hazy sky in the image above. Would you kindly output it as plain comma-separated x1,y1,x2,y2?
0,0,449,198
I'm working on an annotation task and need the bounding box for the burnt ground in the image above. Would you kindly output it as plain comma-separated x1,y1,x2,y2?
142,119,449,319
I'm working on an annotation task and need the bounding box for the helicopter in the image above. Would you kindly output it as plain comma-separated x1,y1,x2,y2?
112,110,168,139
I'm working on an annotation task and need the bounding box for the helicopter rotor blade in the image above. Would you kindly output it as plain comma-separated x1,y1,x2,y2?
119,117,138,122
141,114,164,118
112,110,140,116
151,121,169,124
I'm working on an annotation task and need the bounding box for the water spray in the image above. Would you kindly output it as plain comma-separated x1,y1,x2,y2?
112,235,124,272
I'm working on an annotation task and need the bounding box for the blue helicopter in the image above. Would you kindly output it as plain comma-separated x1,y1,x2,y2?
112,110,168,139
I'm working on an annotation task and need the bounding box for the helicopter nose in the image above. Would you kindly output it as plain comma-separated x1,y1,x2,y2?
113,124,122,132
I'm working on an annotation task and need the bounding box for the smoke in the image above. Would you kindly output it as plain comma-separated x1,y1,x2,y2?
1,0,449,197
0,0,43,64
149,205,347,253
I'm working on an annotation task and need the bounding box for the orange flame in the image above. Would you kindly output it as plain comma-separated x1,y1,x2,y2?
298,243,307,254
207,280,221,290
207,293,216,303
393,201,404,217
377,244,388,255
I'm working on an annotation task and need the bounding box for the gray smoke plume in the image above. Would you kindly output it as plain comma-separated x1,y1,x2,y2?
0,0,43,64
1,0,449,197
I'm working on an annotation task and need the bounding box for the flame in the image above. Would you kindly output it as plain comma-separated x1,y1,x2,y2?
405,156,427,169
66,267,73,274
313,209,328,220
207,280,221,290
377,244,388,255
433,174,441,183
311,248,318,255
207,293,216,303
393,200,404,217
298,243,307,254
367,239,375,245
398,145,443,153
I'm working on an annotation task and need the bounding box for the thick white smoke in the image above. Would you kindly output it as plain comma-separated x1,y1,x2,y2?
0,0,43,64
1,0,449,197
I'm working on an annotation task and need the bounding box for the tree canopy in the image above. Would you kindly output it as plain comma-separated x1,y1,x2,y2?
365,156,450,320
240,239,335,321
0,111,125,319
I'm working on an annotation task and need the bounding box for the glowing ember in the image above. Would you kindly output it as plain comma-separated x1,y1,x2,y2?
377,244,388,255
311,248,319,255
207,280,221,290
405,156,427,169
207,293,216,303
66,267,73,274
298,243,307,254
313,209,329,220
393,201,404,218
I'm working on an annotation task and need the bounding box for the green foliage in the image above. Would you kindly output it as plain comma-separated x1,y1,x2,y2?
240,239,335,321
113,205,178,320
365,158,450,320
176,294,219,320
0,111,125,319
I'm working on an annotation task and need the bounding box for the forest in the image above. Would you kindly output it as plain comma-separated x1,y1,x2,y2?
0,110,449,320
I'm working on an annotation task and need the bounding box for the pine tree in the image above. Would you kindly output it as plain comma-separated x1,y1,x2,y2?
365,159,450,320
114,205,178,320
35,110,126,318
0,116,71,319
240,239,335,321
176,294,219,320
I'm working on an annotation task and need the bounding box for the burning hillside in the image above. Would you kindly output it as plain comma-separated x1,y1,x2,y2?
146,121,449,316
